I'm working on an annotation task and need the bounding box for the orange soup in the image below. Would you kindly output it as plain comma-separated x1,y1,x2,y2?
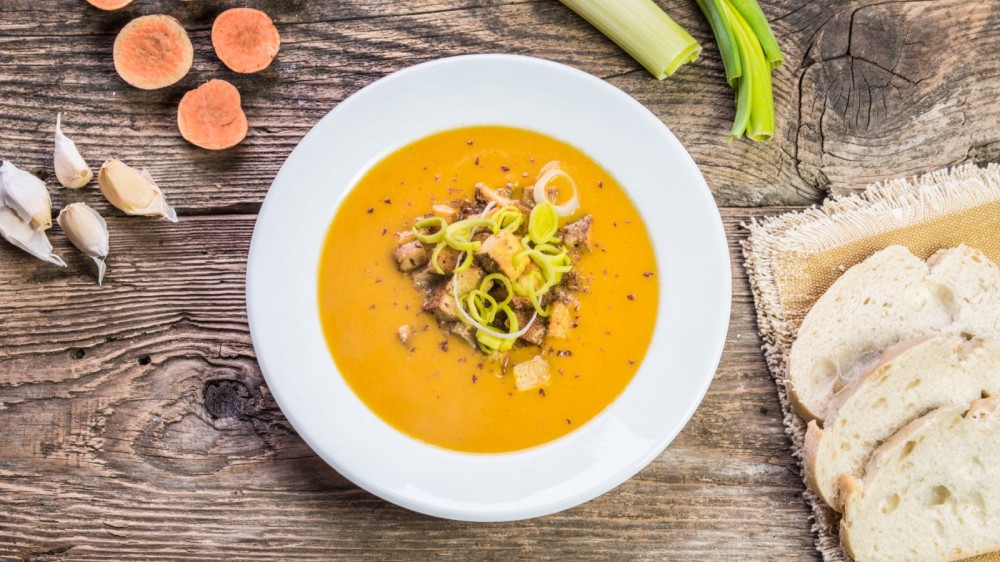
318,126,658,453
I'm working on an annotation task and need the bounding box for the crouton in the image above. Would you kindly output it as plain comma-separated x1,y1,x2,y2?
447,321,477,347
422,264,484,321
510,307,545,346
450,263,485,295
475,230,528,280
394,240,428,272
547,302,573,339
397,325,413,344
475,183,517,207
432,204,459,222
429,244,462,276
410,264,442,292
562,215,593,251
513,355,550,391
396,230,417,244
423,284,459,321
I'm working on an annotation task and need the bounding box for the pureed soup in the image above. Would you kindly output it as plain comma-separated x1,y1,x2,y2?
318,126,658,453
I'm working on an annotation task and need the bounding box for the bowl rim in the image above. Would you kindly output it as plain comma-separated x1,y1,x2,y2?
247,53,731,521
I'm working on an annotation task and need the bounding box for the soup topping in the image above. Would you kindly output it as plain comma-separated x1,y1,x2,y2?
394,161,592,391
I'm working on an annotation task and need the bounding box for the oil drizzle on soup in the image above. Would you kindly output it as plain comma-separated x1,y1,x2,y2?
318,126,658,453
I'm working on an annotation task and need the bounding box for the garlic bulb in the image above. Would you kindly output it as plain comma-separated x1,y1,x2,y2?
0,160,53,230
58,203,109,285
0,207,65,266
97,159,178,222
54,113,94,189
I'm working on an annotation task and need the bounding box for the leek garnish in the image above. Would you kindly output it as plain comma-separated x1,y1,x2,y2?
528,202,560,245
493,206,524,232
694,0,783,141
412,216,448,244
559,0,701,80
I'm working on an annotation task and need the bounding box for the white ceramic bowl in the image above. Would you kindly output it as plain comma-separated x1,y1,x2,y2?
247,54,731,522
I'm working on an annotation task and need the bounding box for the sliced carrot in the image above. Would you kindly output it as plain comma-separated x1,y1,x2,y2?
113,14,193,90
86,0,133,10
177,79,249,150
211,8,280,74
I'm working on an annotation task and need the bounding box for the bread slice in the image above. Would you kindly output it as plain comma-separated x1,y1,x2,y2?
788,244,1000,421
840,397,1000,562
803,334,1000,511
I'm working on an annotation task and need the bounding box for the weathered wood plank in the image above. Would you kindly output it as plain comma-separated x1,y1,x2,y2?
0,209,818,560
2,0,995,215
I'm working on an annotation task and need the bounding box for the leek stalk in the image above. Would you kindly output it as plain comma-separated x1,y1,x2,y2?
560,0,702,80
696,0,783,141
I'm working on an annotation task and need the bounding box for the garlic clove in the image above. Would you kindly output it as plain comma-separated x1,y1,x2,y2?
97,159,178,222
0,207,66,267
0,160,53,230
58,202,110,285
54,113,94,189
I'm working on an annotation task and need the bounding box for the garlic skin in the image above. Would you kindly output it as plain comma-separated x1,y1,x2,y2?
0,160,53,230
0,207,65,266
58,202,109,285
97,159,178,222
54,113,94,189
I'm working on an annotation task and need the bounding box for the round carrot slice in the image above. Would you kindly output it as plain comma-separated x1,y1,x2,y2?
86,0,133,9
177,79,249,150
211,8,280,74
113,15,193,90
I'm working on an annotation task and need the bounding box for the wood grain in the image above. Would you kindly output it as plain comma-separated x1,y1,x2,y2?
2,0,997,214
0,210,818,560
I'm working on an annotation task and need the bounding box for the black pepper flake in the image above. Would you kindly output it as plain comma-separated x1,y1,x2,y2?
598,181,604,188
643,271,654,278
613,221,618,227
556,350,573,357
458,357,467,364
423,324,429,331
367,207,374,214
472,374,478,383
558,369,565,375
500,165,510,172
368,304,376,310
409,347,416,353
474,156,480,166
566,419,572,425
538,388,546,397
375,278,382,284
628,359,636,365
529,157,536,163
467,140,474,145
381,228,388,235
439,340,449,352
384,198,392,204
477,362,484,370
627,294,636,301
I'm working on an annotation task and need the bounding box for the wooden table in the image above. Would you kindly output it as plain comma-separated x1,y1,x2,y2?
1,1,996,559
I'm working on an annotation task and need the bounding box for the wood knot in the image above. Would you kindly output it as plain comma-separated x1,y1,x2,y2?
203,379,253,420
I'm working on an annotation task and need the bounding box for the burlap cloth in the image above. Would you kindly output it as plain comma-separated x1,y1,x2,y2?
741,163,1000,562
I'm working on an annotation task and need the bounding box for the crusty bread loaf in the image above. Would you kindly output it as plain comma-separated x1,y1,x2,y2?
788,244,1000,421
803,334,1000,511
840,397,1000,562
